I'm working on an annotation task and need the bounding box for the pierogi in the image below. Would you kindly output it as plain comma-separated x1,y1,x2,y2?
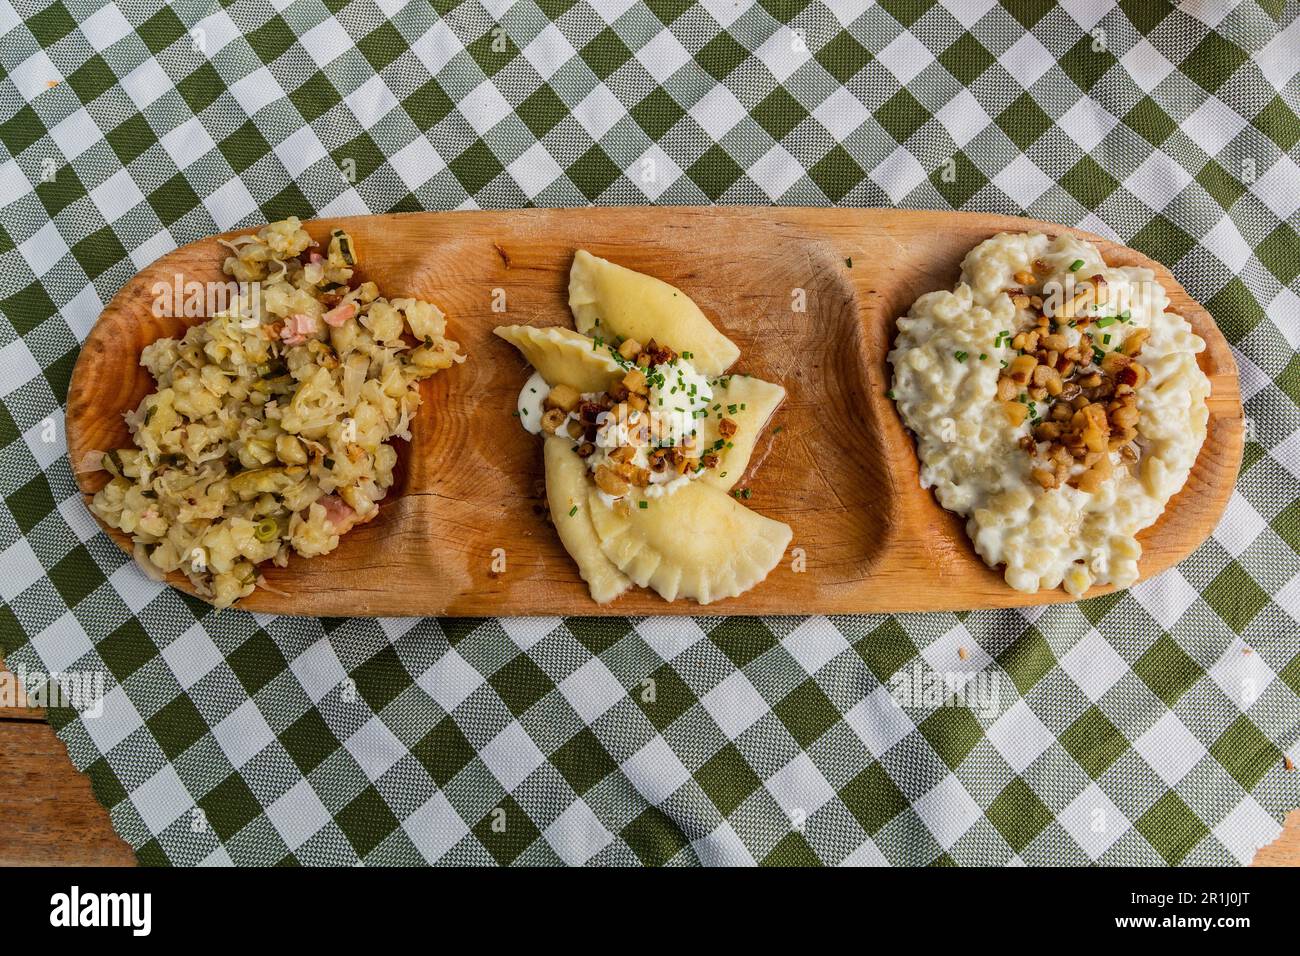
497,252,790,605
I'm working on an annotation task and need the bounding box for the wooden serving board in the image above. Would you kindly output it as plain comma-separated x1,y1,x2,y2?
66,208,1243,616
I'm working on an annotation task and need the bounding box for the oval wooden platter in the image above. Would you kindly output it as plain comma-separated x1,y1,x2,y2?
66,208,1243,617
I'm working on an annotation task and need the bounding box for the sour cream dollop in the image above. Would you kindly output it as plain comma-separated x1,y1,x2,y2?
515,354,719,501
516,369,549,435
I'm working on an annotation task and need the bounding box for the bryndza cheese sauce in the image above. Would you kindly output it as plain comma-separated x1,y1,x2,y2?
888,232,1210,595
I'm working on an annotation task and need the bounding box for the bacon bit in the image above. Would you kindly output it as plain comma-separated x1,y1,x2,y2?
322,300,358,327
319,494,358,532
957,646,969,661
279,312,318,346
1285,755,1295,771
642,339,677,367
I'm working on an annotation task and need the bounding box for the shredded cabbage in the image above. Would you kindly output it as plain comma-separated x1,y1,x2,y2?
92,217,464,607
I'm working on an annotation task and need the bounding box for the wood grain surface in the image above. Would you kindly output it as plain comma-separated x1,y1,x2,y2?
65,208,1243,616
0,663,1291,866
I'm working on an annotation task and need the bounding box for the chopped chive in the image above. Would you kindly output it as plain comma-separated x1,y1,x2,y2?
568,505,578,516
1095,316,1117,328
845,257,853,268
979,353,988,361
954,351,968,362
638,500,648,509
1069,259,1084,271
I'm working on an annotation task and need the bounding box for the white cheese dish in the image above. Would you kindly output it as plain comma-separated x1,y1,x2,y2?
888,231,1211,596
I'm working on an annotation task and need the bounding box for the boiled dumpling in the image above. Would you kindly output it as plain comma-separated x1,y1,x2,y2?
568,250,740,376
698,375,785,491
544,436,631,604
495,324,622,393
587,481,791,605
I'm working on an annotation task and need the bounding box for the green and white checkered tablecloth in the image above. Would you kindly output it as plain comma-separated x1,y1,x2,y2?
0,0,1297,866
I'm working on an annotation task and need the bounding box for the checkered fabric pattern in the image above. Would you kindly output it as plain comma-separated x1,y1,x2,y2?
0,0,1297,866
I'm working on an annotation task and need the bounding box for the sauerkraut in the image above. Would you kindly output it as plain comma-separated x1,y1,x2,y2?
91,217,463,607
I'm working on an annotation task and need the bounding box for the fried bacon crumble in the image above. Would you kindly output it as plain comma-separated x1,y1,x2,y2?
995,267,1151,493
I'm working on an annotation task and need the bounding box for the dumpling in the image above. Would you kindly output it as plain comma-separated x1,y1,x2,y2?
587,481,791,605
495,324,622,393
544,436,631,604
568,250,740,376
697,375,785,491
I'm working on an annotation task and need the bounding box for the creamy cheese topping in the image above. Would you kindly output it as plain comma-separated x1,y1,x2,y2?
516,369,549,435
647,358,713,445
515,353,720,501
888,232,1210,595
